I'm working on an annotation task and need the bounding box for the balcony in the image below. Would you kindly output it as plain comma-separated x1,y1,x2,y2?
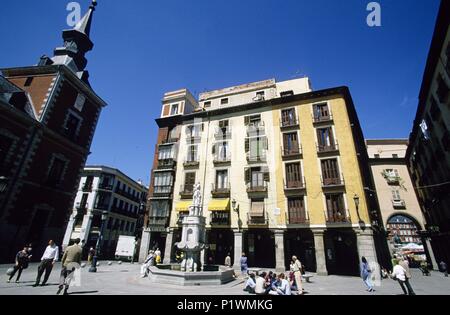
147,216,168,227
392,199,406,209
115,187,140,202
211,183,230,198
111,206,139,219
213,154,231,166
286,212,309,225
246,151,267,163
246,181,268,194
161,137,179,145
284,178,306,193
317,141,339,154
280,117,299,129
326,211,351,224
153,185,172,197
214,127,232,140
246,122,265,136
98,182,114,190
313,113,333,124
183,159,199,168
321,175,345,188
75,202,88,211
93,203,109,211
185,133,202,144
179,185,194,199
247,212,269,226
157,158,175,170
210,212,230,227
282,145,302,159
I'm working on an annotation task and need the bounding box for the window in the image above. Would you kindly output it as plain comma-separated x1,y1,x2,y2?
158,145,174,160
250,199,265,217
24,77,34,87
204,101,211,108
325,194,346,221
317,127,335,150
321,159,340,185
130,223,135,233
392,154,399,158
245,114,262,127
187,145,198,162
126,222,130,232
184,172,196,193
215,141,229,161
150,200,170,217
436,74,449,104
0,136,13,169
107,218,113,229
47,157,66,187
392,189,402,201
63,112,81,140
374,154,380,159
283,132,299,155
285,163,302,188
247,137,267,160
429,96,441,121
252,169,264,188
221,98,229,105
288,197,306,224
281,108,296,126
313,103,331,121
186,124,202,138
120,220,125,231
280,90,294,97
170,103,179,115
73,94,86,112
154,172,173,193
216,170,228,189
83,176,93,190
255,91,265,101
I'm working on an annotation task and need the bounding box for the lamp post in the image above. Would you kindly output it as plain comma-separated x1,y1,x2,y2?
89,211,109,273
232,199,241,232
353,194,366,230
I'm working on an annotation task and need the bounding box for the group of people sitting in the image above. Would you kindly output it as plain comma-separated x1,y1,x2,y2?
243,271,302,295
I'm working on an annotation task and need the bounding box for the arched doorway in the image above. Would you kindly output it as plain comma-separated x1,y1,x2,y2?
386,214,424,267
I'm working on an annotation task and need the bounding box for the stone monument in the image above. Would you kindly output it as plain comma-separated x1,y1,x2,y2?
176,183,206,272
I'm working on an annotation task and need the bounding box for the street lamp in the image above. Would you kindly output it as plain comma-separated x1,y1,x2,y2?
89,211,109,273
353,194,366,230
0,176,8,193
232,199,241,232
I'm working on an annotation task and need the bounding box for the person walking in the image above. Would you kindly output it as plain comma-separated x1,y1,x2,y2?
87,247,95,264
291,256,304,295
240,253,248,277
57,238,82,295
34,240,59,287
360,256,374,292
439,261,448,277
391,259,416,295
140,250,154,278
224,253,232,268
7,246,30,283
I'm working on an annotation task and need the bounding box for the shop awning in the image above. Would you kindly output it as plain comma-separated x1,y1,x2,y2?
208,199,230,212
175,201,192,212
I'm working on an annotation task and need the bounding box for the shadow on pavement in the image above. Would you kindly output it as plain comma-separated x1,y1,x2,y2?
68,290,99,295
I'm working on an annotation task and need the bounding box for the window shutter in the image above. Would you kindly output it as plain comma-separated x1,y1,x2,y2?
212,144,216,155
244,116,250,126
245,138,250,152
262,166,270,182
244,168,251,183
264,137,269,150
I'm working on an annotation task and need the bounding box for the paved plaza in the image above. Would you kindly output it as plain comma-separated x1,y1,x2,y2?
0,262,449,295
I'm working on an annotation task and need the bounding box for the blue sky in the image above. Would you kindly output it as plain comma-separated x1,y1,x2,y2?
0,0,441,184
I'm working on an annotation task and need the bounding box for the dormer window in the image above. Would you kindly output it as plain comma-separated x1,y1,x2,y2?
221,98,229,105
204,101,211,108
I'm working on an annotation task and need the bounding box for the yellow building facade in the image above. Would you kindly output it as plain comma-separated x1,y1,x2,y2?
148,78,384,275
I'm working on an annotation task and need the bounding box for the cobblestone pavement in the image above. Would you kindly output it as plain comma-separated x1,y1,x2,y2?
0,262,449,295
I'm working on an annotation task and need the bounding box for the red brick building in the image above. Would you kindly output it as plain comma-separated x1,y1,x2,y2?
0,1,106,262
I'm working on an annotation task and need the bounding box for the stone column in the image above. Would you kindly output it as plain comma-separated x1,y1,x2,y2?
163,229,174,264
313,230,328,276
232,229,243,270
139,228,152,263
80,213,93,244
274,230,286,272
356,228,378,265
62,213,76,248
425,238,438,270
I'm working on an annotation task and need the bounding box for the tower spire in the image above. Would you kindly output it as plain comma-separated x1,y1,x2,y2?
51,1,98,80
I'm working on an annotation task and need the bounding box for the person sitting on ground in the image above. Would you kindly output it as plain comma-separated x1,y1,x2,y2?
289,271,297,291
269,273,292,295
243,273,256,294
255,272,267,295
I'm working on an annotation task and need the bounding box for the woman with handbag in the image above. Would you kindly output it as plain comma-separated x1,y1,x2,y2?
7,246,30,283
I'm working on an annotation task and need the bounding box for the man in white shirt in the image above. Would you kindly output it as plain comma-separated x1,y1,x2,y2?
34,240,59,287
255,272,267,295
392,260,415,295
